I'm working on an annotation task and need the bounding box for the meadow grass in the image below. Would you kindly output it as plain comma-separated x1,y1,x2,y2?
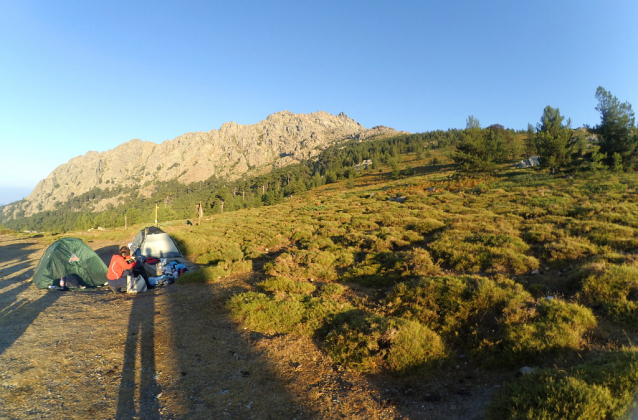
83,154,638,417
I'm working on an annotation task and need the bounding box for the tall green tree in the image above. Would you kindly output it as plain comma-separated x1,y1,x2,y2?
524,123,537,157
594,87,638,169
452,116,515,174
533,106,573,174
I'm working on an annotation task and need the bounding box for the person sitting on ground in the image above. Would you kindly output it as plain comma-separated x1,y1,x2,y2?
107,246,142,292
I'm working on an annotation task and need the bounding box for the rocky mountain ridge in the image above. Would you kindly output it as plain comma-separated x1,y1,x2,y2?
2,111,404,219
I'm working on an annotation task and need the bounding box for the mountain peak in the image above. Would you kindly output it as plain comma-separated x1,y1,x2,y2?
2,111,406,219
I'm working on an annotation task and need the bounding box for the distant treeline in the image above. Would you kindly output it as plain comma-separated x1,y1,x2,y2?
0,130,462,232
4,85,634,233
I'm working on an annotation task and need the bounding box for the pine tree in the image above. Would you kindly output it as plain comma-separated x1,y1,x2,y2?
452,116,515,174
533,106,573,174
594,87,638,169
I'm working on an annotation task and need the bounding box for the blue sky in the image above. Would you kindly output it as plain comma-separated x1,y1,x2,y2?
1,0,637,205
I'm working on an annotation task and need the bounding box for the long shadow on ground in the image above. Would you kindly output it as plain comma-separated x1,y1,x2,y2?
116,293,161,419
159,283,311,419
0,238,61,355
94,244,120,267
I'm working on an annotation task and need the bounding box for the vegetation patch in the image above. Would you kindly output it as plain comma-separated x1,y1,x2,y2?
578,262,638,325
387,276,596,366
487,351,638,420
321,310,447,374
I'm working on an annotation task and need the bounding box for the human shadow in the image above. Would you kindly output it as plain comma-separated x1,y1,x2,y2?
116,293,161,419
0,239,61,355
94,245,120,266
160,283,312,419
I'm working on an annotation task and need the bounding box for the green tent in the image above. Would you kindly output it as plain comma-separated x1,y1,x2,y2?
32,237,108,289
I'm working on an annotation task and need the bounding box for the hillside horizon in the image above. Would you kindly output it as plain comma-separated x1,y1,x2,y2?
0,110,404,219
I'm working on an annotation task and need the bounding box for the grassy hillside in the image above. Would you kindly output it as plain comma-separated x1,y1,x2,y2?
20,151,638,418
184,152,638,418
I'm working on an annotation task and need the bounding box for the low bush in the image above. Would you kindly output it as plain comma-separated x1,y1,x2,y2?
177,265,228,284
228,259,253,274
544,236,598,262
227,291,306,334
406,218,445,235
387,276,596,366
487,350,638,420
319,282,345,297
568,220,637,250
579,263,638,325
521,222,560,244
196,242,245,265
258,276,316,294
385,318,447,375
430,228,538,274
502,299,597,364
322,310,447,374
228,290,351,337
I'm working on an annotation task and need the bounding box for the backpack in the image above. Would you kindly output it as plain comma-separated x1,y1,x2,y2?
127,274,148,293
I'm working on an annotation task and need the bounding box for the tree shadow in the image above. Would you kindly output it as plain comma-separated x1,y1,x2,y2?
0,238,61,355
0,285,62,355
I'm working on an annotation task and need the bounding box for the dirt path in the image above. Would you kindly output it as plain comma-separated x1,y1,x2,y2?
0,235,496,419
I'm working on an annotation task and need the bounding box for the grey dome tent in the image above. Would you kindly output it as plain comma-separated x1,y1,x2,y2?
130,226,183,259
32,237,108,289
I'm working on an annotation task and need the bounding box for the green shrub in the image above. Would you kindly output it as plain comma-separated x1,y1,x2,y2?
406,218,445,235
227,291,305,334
527,283,551,298
258,276,316,294
580,263,638,325
290,227,315,243
387,276,596,366
322,310,390,372
396,248,440,277
544,236,598,262
228,259,253,274
487,351,638,420
568,220,637,250
228,290,351,337
522,223,560,244
319,282,345,297
503,299,597,363
385,318,447,375
430,228,538,274
343,249,436,287
177,266,227,284
264,249,340,281
176,268,207,284
322,310,446,374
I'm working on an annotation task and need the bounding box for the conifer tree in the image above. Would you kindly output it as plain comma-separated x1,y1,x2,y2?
452,116,514,174
533,106,573,174
594,87,638,169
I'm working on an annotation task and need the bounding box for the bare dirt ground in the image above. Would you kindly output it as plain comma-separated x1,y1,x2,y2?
0,235,506,419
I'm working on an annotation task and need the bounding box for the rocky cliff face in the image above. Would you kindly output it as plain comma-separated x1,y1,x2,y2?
3,111,403,219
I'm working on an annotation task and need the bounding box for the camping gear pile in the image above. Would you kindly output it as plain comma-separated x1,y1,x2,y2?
129,227,189,288
35,227,192,293
147,258,188,287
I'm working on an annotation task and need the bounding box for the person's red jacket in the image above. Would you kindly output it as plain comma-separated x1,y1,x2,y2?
107,255,137,280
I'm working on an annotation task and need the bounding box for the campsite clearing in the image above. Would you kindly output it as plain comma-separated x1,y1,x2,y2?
1,234,499,419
